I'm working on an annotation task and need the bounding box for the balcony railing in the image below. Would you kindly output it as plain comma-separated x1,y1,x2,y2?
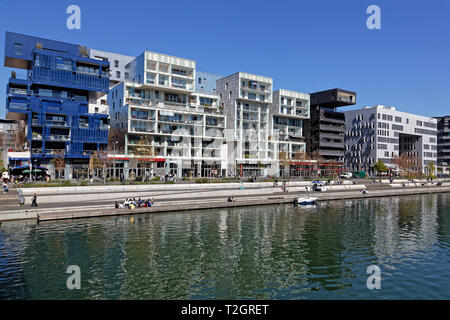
9,88,28,95
9,102,28,109
45,149,66,155
47,120,69,127
32,133,43,140
47,134,70,141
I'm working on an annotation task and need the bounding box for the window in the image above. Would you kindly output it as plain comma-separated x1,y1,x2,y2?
395,116,402,123
114,60,119,68
125,72,129,79
116,71,121,78
14,43,23,55
198,77,202,84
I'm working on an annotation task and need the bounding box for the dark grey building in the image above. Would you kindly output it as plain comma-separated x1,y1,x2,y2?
435,116,450,167
304,89,356,163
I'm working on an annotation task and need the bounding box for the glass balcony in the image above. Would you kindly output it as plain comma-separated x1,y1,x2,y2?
9,88,28,95
47,134,70,141
47,120,68,127
9,102,28,109
45,149,66,155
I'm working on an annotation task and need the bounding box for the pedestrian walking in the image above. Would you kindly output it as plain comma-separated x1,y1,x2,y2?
18,185,25,206
31,193,38,207
2,181,8,194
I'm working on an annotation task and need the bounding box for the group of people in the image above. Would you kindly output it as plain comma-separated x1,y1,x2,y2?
2,182,37,206
17,186,38,206
115,198,155,209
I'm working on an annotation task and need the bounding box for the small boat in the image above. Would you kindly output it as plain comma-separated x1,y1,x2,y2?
294,196,318,206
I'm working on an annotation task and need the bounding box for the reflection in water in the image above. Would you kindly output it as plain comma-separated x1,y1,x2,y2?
0,194,449,300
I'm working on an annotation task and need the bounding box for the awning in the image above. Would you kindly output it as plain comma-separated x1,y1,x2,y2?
10,165,48,171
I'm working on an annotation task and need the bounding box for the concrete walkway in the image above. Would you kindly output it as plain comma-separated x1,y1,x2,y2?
1,183,449,223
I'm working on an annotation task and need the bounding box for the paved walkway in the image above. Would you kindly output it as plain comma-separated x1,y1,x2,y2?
1,182,449,222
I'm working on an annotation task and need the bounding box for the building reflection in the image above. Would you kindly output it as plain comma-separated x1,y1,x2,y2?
1,193,448,299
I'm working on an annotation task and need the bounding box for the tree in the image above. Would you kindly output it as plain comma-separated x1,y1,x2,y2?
293,151,309,161
50,156,65,179
132,137,154,181
426,161,436,180
310,150,323,177
278,151,290,177
392,153,420,182
373,159,387,174
89,152,103,179
108,128,126,154
12,121,27,151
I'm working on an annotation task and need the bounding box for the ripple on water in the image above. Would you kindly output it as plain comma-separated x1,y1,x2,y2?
0,193,449,299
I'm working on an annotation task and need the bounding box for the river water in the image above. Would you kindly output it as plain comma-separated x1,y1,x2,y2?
0,193,449,299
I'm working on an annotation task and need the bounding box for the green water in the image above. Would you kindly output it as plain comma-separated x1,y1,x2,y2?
0,193,449,299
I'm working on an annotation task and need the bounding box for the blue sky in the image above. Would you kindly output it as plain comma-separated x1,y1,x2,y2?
0,0,449,118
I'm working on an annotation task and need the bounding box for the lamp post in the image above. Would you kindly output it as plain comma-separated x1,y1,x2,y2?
113,140,118,178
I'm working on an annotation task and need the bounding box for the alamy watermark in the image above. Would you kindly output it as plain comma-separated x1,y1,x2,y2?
366,5,381,30
66,5,81,30
66,265,81,289
366,265,381,289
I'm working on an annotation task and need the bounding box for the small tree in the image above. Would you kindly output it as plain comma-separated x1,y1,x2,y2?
89,152,103,179
374,160,388,175
310,150,323,177
50,156,65,180
426,161,436,180
393,154,420,184
278,151,290,177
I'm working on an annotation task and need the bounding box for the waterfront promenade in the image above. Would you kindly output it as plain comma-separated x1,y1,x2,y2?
1,179,450,222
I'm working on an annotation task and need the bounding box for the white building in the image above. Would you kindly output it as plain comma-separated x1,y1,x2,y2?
270,89,310,176
108,51,227,179
216,72,274,177
345,105,438,174
89,49,135,115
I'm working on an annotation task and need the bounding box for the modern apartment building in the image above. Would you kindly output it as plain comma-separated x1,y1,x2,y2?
108,51,227,179
435,116,450,167
345,105,438,174
4,32,110,178
89,49,135,115
216,72,274,177
269,89,310,176
304,89,356,166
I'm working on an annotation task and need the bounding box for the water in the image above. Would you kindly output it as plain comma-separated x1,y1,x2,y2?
0,193,449,299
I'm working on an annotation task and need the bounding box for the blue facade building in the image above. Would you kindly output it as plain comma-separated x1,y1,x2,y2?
4,32,110,178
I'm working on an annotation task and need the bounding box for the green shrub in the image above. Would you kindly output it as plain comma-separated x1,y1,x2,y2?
194,178,209,183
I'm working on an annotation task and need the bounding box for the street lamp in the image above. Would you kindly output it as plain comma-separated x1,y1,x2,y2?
113,140,118,178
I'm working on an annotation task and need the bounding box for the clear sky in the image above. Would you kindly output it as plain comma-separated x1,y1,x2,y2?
0,0,449,119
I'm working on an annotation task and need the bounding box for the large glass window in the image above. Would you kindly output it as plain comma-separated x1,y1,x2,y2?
14,43,23,55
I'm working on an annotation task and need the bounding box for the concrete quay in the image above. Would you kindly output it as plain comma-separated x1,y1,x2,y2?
1,183,449,223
